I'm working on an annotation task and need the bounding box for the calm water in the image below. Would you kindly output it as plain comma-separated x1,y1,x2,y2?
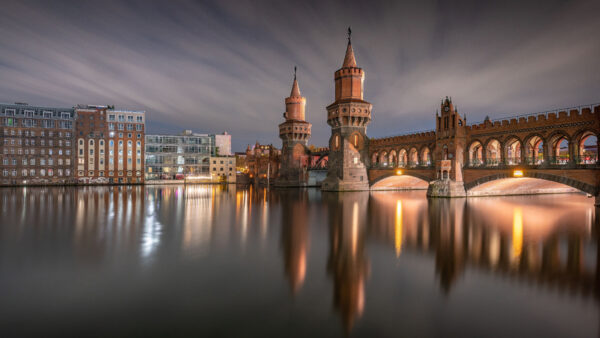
0,185,598,337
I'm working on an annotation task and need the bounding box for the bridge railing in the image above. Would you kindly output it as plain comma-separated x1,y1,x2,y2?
465,155,599,168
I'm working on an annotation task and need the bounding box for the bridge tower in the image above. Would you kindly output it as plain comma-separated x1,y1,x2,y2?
427,97,467,197
275,68,312,187
322,28,372,191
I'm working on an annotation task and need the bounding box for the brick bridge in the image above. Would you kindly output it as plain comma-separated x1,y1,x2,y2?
367,101,600,202
277,32,599,201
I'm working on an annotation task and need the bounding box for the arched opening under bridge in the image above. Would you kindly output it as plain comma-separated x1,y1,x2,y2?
370,174,429,191
466,175,590,197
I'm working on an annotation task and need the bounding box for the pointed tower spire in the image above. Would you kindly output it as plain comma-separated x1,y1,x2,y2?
290,66,301,97
342,26,357,68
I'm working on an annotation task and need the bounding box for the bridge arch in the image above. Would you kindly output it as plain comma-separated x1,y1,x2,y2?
420,146,432,166
503,136,523,165
524,133,546,165
398,148,408,167
370,172,432,190
468,139,484,167
389,150,397,167
464,172,597,196
371,152,379,165
379,151,388,166
408,147,419,167
547,130,571,165
484,138,502,166
573,128,599,164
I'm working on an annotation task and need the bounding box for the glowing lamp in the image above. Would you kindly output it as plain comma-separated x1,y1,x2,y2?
513,170,524,177
395,169,403,175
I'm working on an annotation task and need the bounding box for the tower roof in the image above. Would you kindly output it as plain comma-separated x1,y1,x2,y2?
290,78,301,97
342,41,357,68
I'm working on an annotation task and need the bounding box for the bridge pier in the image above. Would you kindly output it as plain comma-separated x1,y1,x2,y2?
426,179,466,198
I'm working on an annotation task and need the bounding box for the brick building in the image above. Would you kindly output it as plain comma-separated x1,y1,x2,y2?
0,102,75,185
245,142,280,185
74,105,145,184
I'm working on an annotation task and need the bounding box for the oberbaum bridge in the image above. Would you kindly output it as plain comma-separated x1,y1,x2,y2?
273,30,600,205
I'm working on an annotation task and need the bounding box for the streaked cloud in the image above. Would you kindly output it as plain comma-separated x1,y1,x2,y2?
1,0,598,150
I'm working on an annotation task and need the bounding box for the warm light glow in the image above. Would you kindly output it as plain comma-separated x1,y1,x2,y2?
395,169,403,175
395,200,403,257
185,175,212,180
512,207,523,260
513,170,524,177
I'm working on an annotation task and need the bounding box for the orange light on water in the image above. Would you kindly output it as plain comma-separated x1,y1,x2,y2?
395,169,403,175
513,170,524,177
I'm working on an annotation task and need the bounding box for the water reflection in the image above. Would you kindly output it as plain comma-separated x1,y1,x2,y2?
0,186,597,336
280,190,310,293
325,192,369,332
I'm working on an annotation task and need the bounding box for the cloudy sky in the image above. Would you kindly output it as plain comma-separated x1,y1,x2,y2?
1,0,599,151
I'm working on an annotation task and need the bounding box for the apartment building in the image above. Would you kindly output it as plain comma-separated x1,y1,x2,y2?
0,103,75,185
75,105,145,184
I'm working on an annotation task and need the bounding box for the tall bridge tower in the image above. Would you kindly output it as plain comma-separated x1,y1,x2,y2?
428,97,468,196
322,29,372,191
276,68,312,187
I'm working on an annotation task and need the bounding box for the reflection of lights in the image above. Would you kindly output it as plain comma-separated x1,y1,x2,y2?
395,200,403,257
352,202,358,257
261,188,268,238
512,207,523,260
395,169,403,175
513,170,524,177
142,202,162,261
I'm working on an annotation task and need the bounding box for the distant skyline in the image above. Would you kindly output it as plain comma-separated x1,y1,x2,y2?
1,0,599,151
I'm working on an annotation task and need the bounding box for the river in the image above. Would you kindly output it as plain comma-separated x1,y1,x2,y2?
0,185,597,337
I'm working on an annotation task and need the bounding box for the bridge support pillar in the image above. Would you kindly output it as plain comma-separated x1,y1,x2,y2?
426,179,466,198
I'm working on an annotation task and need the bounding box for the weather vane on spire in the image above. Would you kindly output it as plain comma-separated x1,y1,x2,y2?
294,66,297,80
347,26,352,43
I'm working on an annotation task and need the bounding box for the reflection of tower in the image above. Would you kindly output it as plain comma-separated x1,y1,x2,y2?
280,190,309,293
325,192,369,333
428,198,466,293
277,68,312,187
322,28,372,191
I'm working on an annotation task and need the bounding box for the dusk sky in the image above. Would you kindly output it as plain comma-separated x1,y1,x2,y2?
1,0,599,151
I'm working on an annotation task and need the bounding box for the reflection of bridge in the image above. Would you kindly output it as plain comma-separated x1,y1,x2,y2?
367,193,599,296
314,191,600,332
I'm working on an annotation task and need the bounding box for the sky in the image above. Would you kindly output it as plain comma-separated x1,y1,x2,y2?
1,0,599,151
